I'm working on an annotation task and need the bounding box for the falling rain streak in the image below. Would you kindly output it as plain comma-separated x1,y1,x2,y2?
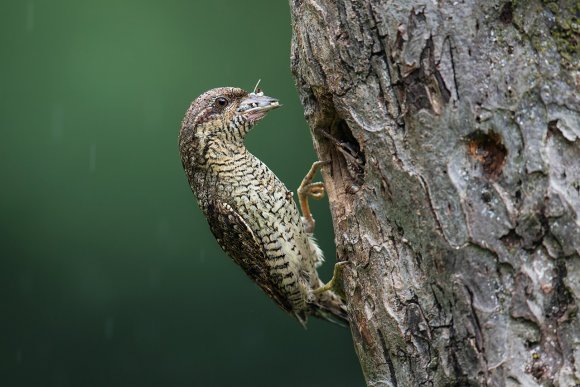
89,143,97,172
26,2,34,33
51,105,64,142
105,317,115,340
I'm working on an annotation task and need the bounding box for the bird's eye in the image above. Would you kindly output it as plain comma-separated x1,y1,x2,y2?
215,97,229,107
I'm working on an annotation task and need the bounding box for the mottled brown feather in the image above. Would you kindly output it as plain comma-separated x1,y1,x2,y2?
205,200,294,312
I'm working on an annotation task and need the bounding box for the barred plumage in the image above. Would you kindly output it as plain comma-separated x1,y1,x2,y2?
179,87,347,326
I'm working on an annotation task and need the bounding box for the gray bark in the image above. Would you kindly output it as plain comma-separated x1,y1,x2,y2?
288,0,579,386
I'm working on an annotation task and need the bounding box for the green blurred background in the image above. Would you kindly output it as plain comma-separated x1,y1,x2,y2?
0,1,362,386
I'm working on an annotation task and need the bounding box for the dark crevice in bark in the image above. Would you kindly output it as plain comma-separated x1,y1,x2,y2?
418,175,453,247
442,35,461,101
400,37,452,114
464,285,485,355
548,258,575,323
465,130,507,180
317,119,366,187
378,329,399,387
499,2,514,25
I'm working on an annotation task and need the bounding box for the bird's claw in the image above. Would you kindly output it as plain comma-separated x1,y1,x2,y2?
301,182,325,200
313,261,349,298
298,161,329,234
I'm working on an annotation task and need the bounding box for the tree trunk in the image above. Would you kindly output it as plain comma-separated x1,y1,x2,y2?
289,0,579,385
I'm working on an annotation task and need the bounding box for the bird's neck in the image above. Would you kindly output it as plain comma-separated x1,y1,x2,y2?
205,137,249,165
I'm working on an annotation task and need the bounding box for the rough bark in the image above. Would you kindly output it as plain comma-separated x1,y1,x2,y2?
289,1,579,386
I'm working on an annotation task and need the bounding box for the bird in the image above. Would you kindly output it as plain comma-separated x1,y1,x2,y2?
178,86,348,326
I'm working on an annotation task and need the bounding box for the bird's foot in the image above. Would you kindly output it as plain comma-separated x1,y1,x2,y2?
313,261,348,298
298,161,329,234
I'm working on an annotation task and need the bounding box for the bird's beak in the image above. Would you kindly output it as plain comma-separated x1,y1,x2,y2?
237,93,281,122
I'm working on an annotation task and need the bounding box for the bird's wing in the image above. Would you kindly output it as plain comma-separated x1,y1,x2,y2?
205,200,294,313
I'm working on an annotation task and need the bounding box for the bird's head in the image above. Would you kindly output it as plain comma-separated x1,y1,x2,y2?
179,87,280,164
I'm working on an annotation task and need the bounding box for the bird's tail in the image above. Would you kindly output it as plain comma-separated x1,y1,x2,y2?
309,289,349,327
